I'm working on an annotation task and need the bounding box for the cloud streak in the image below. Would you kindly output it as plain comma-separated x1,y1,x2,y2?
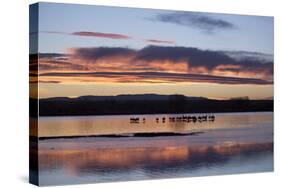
39,30,175,45
145,39,175,44
154,12,235,33
71,31,131,39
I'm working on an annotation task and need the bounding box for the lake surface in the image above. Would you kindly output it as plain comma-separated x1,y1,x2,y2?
36,112,273,186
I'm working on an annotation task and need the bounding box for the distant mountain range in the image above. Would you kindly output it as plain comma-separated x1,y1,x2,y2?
30,94,273,116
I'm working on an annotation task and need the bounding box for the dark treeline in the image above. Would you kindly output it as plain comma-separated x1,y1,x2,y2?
33,94,273,116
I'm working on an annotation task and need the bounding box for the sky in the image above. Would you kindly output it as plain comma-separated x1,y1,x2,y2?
30,2,274,99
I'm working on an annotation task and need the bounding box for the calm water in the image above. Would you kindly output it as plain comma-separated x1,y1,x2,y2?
36,112,273,186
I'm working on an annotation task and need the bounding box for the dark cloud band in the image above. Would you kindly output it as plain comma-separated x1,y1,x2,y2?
40,71,272,85
73,46,273,77
36,45,273,85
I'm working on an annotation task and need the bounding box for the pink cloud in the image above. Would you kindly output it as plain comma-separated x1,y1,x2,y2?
145,39,175,44
71,31,131,39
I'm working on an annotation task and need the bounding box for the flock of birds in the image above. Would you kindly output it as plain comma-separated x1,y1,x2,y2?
130,115,215,124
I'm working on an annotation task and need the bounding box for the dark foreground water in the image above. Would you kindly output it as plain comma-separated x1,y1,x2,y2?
36,112,273,186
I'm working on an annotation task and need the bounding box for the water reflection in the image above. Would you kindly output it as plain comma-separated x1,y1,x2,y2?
37,142,273,185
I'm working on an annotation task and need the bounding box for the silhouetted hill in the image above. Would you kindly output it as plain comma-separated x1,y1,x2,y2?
32,94,273,116
42,94,207,102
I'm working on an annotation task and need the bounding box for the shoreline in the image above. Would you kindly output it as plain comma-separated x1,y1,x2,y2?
36,131,204,140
